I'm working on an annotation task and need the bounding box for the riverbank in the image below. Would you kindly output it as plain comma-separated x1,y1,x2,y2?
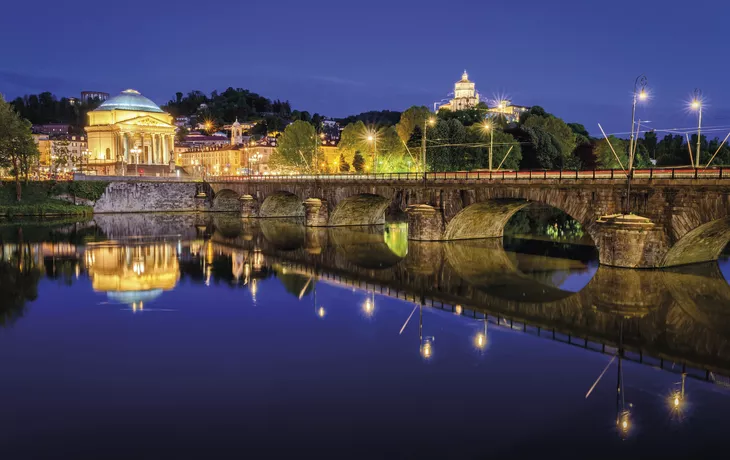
0,181,106,218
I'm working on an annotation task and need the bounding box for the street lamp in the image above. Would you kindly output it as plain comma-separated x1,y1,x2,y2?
629,75,648,175
367,130,378,174
421,117,436,175
483,121,494,170
130,147,141,174
362,291,375,317
474,319,488,350
691,88,703,168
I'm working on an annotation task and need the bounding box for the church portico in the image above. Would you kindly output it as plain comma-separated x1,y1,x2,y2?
85,89,176,175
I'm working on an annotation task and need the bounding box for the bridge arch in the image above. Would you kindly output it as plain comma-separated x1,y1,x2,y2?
328,193,390,226
663,217,730,267
443,199,530,240
259,191,304,218
437,189,598,246
211,189,241,212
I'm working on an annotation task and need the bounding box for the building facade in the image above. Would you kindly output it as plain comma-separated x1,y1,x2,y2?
32,123,71,135
81,91,110,102
487,100,529,123
438,71,480,111
85,89,176,175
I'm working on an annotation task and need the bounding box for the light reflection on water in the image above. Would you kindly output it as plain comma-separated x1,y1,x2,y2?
0,214,729,457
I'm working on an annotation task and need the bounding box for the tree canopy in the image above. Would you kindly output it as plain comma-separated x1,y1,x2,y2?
270,120,318,172
395,106,431,144
10,92,102,132
336,110,402,128
0,96,39,200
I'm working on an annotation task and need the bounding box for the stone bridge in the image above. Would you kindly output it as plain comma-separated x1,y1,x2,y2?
205,176,730,269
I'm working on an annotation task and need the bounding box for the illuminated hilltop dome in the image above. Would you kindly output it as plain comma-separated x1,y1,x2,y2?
85,89,176,174
95,89,165,113
438,71,480,111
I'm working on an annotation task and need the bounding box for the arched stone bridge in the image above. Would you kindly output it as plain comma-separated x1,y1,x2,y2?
205,176,730,269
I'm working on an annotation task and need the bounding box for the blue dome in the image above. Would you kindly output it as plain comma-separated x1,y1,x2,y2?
94,89,164,113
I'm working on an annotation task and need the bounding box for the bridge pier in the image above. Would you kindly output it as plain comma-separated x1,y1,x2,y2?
595,214,667,268
406,204,444,240
194,190,209,212
239,194,258,218
303,198,329,227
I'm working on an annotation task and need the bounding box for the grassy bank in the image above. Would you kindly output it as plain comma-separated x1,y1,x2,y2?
0,181,95,218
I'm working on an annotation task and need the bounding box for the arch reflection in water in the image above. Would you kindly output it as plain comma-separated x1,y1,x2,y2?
86,242,180,310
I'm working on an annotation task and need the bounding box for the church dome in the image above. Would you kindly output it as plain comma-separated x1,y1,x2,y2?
94,89,164,113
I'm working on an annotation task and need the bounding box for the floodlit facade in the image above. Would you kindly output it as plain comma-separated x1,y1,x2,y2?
85,89,176,174
487,100,530,123
438,71,480,111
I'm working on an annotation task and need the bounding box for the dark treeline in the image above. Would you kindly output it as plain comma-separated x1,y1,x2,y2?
162,88,335,136
336,110,402,128
10,92,102,132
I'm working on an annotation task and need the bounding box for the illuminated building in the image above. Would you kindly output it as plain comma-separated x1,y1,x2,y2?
177,145,243,176
32,134,51,168
438,71,480,111
81,91,110,102
86,243,180,309
32,123,71,135
487,100,530,123
85,89,176,175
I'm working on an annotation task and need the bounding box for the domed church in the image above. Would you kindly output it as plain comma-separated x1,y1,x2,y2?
85,89,176,175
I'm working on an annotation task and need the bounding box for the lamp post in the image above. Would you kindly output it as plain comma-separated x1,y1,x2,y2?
130,147,141,175
421,117,436,176
625,75,648,215
81,148,90,175
483,121,494,170
628,75,648,175
691,88,703,168
367,130,377,174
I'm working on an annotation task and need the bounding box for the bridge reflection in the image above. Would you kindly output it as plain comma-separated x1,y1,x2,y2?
2,214,730,386
206,217,730,384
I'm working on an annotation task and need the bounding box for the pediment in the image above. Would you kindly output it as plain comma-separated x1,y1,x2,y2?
118,115,174,128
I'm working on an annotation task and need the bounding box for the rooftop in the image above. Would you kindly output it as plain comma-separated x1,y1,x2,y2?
93,89,164,113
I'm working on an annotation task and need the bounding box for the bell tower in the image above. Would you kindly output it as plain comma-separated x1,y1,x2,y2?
231,118,243,145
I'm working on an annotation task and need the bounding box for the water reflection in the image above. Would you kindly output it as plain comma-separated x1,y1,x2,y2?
1,214,730,455
86,243,179,310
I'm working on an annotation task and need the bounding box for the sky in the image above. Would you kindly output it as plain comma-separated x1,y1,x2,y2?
2,0,730,136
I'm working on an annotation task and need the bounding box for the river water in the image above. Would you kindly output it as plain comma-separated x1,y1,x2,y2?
1,213,729,459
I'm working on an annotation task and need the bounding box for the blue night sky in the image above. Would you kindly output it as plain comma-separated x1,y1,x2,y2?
2,0,729,136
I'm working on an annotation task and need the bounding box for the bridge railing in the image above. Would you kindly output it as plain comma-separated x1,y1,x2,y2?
211,167,728,182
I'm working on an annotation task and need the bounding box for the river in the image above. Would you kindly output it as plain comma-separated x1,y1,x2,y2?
0,212,729,459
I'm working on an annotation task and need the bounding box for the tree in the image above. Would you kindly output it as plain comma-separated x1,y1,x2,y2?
50,140,79,180
270,120,317,172
337,121,369,165
338,153,350,172
467,125,522,170
374,126,411,172
176,126,189,144
522,113,577,162
352,150,365,172
337,110,402,128
507,125,562,170
396,106,431,144
427,119,467,171
437,106,487,127
594,136,626,169
640,130,657,162
0,96,39,201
